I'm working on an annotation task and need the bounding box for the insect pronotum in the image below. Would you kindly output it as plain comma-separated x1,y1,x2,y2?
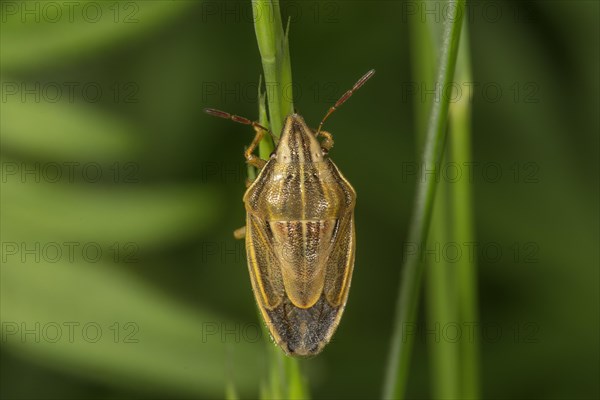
205,69,375,356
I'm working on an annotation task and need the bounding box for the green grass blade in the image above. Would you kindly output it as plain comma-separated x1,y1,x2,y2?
449,20,480,400
409,2,462,398
252,0,294,139
426,168,460,399
383,1,466,398
257,76,274,161
251,2,309,398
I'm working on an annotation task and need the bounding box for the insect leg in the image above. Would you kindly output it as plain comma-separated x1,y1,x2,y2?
318,130,334,151
233,226,246,240
244,125,267,169
204,108,274,169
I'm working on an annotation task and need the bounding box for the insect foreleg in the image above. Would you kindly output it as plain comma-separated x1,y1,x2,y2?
244,125,267,169
233,226,246,240
318,130,334,151
203,107,272,169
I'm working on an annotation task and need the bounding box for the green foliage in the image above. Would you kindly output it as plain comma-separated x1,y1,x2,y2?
383,1,466,398
1,2,263,398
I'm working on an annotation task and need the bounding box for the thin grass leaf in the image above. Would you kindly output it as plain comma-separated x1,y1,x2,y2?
449,20,480,399
383,1,466,398
410,2,461,397
426,172,460,399
252,0,294,139
251,2,309,398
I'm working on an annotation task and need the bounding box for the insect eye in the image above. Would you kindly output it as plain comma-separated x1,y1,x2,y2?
322,148,329,156
270,151,276,158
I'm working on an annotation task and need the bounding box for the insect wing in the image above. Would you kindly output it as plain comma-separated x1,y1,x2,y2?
246,209,356,356
245,212,285,310
324,210,355,309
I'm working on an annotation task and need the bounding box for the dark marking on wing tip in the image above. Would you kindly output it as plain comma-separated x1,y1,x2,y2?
266,296,340,358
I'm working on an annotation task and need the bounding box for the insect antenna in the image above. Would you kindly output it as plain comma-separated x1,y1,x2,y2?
316,69,376,136
204,108,277,143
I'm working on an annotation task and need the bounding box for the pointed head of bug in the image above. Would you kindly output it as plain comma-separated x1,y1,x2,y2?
275,114,324,163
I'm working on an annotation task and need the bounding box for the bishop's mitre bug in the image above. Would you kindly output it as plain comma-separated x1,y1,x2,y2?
204,69,375,357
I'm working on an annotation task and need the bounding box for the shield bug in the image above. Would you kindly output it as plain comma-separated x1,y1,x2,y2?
205,69,375,356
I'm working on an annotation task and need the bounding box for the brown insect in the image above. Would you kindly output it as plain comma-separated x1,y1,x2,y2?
205,69,375,356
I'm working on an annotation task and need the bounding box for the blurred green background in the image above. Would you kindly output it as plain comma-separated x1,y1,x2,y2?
1,1,598,399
